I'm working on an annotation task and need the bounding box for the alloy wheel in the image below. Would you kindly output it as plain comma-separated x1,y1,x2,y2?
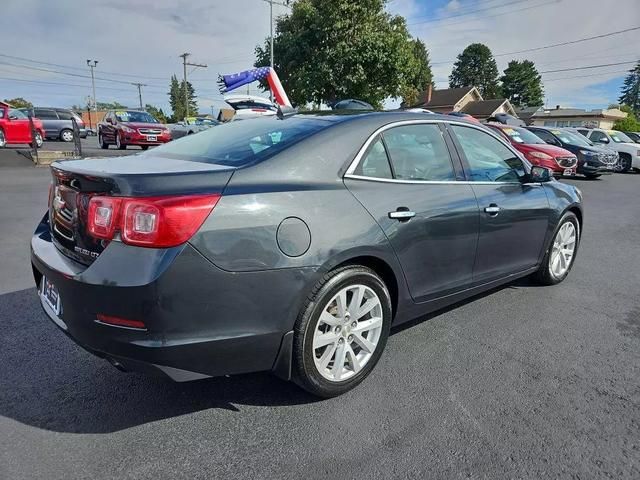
35,132,43,148
549,222,576,278
312,284,383,382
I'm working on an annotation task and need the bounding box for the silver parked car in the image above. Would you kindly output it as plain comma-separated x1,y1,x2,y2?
23,107,87,142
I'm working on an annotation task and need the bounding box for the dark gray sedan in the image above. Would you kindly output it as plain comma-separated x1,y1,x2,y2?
31,112,582,397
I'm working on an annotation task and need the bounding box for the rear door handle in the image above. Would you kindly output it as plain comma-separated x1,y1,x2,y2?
389,208,416,221
484,204,501,215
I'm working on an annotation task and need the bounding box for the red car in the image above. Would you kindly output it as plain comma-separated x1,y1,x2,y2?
98,110,171,150
0,101,45,148
486,123,577,176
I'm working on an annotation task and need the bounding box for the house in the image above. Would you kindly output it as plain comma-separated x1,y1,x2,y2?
413,86,517,120
527,106,628,129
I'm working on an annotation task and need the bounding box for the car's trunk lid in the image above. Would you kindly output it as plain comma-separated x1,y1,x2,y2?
48,155,234,265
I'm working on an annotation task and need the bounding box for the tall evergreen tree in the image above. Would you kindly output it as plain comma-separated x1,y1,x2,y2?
618,61,640,116
500,60,544,108
168,74,198,121
449,43,501,99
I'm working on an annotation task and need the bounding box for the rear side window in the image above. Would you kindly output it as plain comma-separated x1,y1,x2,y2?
56,110,74,120
150,116,331,167
353,137,392,179
450,125,524,182
383,124,455,181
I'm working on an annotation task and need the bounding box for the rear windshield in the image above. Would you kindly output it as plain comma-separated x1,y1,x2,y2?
148,116,332,167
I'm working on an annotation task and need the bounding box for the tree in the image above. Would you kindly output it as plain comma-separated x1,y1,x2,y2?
254,0,417,108
96,101,127,110
145,104,168,123
3,97,32,108
500,60,544,108
618,61,640,116
613,106,640,131
168,74,197,121
399,38,433,107
449,43,501,99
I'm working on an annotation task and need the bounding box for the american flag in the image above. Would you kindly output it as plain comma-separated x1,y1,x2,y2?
218,67,291,107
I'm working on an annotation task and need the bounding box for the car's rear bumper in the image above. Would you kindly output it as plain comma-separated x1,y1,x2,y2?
31,218,317,381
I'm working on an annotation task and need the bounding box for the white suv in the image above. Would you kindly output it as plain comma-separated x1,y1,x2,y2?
583,128,640,173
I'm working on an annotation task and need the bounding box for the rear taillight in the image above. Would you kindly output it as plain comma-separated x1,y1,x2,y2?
87,194,220,248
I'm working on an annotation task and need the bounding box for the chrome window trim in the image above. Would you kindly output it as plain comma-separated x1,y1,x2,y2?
344,119,527,185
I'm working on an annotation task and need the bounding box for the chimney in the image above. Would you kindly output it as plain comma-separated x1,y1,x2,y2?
427,84,433,104
555,105,560,110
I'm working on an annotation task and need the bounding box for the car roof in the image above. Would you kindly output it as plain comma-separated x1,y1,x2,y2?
294,110,478,125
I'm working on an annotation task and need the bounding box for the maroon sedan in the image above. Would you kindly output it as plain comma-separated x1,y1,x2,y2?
98,110,171,150
486,124,577,177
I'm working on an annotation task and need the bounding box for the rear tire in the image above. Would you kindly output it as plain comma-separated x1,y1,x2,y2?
31,131,43,148
533,212,580,286
293,265,392,398
0,129,5,148
98,132,109,149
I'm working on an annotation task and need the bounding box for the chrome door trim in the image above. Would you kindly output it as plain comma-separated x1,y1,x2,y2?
344,119,522,178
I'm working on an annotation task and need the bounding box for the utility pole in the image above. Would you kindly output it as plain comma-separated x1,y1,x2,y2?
86,60,98,114
131,83,146,110
262,0,291,102
179,53,207,120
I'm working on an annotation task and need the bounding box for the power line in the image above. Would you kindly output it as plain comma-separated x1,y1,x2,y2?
408,0,532,25
542,70,629,82
539,61,638,74
430,26,640,66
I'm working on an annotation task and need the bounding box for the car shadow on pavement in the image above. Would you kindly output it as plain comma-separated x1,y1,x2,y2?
0,288,319,434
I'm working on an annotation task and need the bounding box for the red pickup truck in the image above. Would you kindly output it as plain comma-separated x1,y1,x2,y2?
0,101,45,148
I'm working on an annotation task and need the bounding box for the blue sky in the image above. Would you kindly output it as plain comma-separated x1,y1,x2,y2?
1,0,638,114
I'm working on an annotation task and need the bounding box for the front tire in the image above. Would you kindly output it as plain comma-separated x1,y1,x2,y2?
618,153,632,173
293,266,392,398
115,133,126,150
534,212,580,286
0,129,5,148
59,129,74,142
140,145,149,150
585,173,600,179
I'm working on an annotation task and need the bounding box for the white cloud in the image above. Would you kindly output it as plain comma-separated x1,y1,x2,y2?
390,0,640,108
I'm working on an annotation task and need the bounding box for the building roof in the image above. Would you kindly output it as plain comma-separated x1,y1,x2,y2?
532,107,627,119
460,99,511,116
419,86,478,108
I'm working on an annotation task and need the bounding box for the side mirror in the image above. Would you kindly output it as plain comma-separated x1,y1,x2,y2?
529,166,552,183
105,117,113,124
8,115,16,121
596,137,609,144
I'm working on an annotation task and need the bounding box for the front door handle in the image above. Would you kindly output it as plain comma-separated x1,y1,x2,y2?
389,208,416,221
484,204,501,216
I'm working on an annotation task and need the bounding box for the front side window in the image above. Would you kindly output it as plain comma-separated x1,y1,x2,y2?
382,124,455,181
353,137,392,179
450,125,525,182
34,108,58,120
8,109,28,120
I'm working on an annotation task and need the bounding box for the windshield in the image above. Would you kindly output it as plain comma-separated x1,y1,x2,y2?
115,110,158,123
608,131,633,143
148,116,332,167
500,126,546,144
550,129,592,147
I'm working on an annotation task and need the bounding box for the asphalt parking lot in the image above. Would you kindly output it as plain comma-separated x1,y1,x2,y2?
0,152,638,479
